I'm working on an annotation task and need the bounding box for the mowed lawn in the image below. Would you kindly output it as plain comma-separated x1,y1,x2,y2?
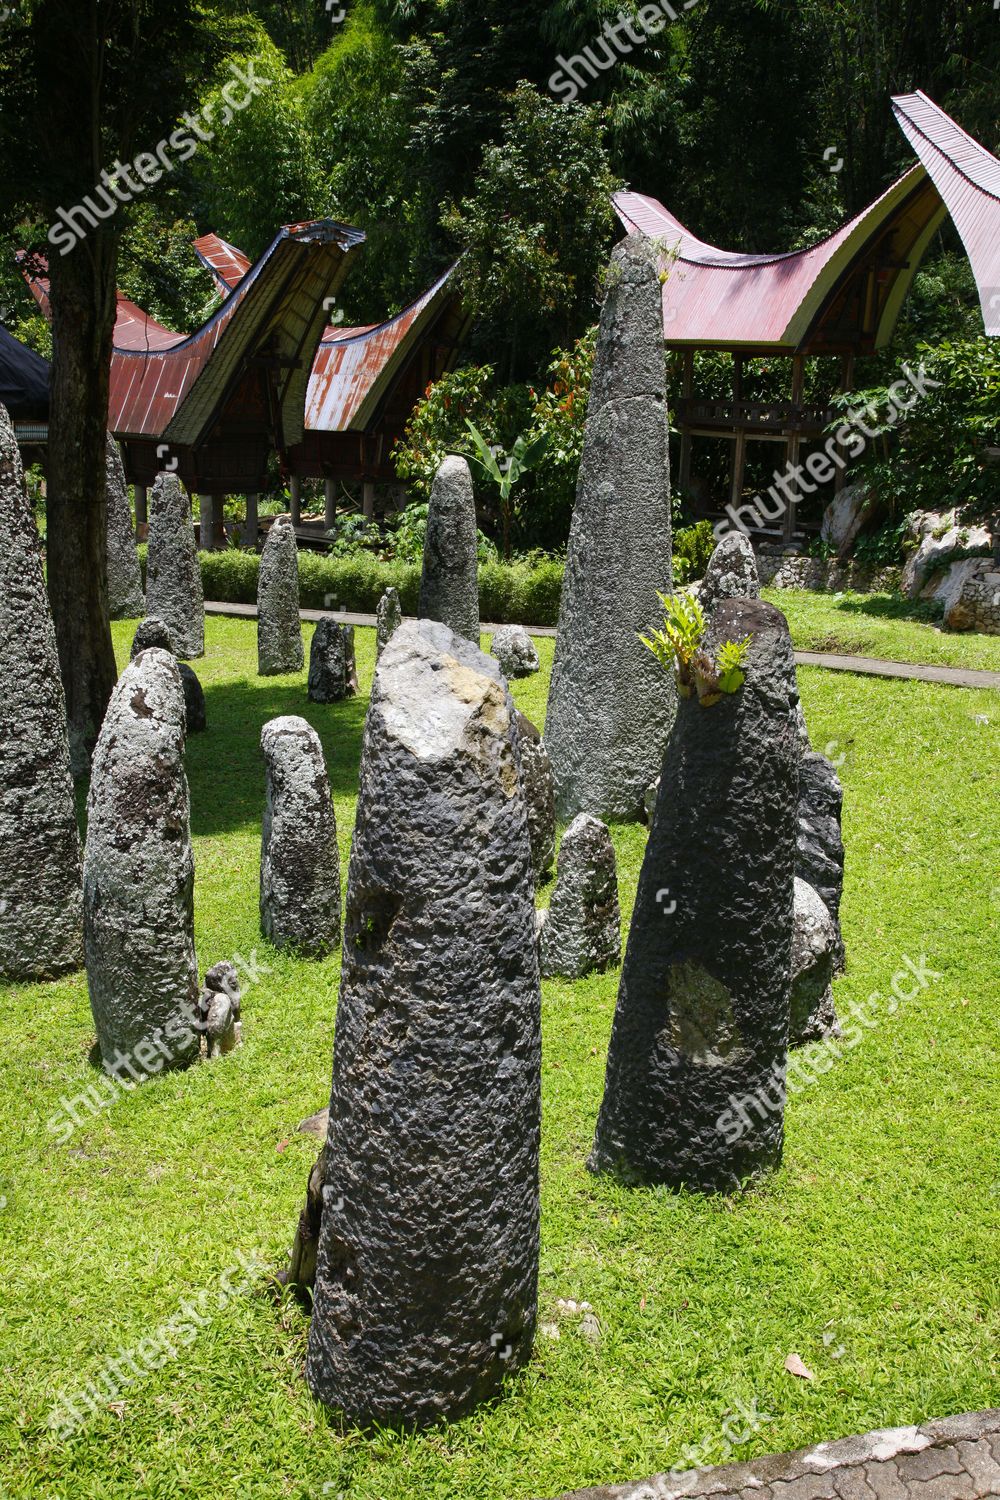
0,614,997,1500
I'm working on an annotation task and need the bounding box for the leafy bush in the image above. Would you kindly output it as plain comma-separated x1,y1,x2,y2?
673,521,717,584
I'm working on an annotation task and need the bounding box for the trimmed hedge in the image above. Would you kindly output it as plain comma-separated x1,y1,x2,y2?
193,548,566,626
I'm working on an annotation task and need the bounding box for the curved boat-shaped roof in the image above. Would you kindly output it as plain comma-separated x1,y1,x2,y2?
17,254,186,352
192,232,253,294
892,91,1000,337
614,167,945,353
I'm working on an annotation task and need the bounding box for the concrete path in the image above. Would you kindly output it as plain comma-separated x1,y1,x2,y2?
546,1409,1000,1500
205,602,1000,691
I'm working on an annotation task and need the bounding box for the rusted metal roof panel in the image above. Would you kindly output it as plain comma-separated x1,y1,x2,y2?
17,253,185,351
303,263,461,432
614,167,934,350
892,91,1000,336
192,233,252,293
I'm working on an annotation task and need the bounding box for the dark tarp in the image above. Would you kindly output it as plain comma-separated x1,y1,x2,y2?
0,325,50,420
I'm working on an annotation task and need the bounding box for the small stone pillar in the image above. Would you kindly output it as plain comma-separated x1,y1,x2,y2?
257,515,304,675
289,474,302,527
308,619,358,702
589,598,799,1193
375,587,402,661
305,618,541,1429
418,456,480,644
538,813,621,980
146,473,205,659
105,434,145,619
260,716,341,956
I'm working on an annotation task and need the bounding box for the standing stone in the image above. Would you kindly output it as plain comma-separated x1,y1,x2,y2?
491,625,540,679
538,813,621,980
308,619,358,703
375,586,402,661
258,515,304,675
544,234,674,821
129,618,206,733
83,649,199,1072
0,403,83,980
306,619,540,1429
698,532,759,616
418,456,480,644
790,877,839,1045
260,716,340,956
515,711,556,884
145,473,205,659
589,599,799,1192
105,435,145,620
796,751,846,973
196,960,243,1058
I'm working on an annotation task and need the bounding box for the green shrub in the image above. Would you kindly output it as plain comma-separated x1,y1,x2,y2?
673,521,716,583
194,548,565,626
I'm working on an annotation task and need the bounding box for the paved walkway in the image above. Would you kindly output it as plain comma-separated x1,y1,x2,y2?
548,1410,1000,1499
205,602,1000,691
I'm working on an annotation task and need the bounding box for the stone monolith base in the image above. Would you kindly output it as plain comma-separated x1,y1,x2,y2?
305,618,540,1429
539,813,621,979
83,649,199,1072
308,619,358,702
0,403,83,980
145,474,205,658
260,717,340,955
589,598,799,1192
258,515,304,675
515,711,556,884
796,752,846,973
418,456,480,644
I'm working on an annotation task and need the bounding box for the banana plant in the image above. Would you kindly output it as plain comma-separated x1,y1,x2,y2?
464,419,548,561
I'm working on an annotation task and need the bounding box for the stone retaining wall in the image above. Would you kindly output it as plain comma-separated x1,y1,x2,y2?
948,574,1000,635
756,551,902,595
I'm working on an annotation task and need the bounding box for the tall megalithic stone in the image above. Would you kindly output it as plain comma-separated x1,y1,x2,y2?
83,649,200,1072
145,473,205,659
306,618,541,1429
0,403,83,980
544,233,674,821
258,515,304,675
589,599,799,1193
418,456,480,644
105,434,145,619
375,585,402,660
260,716,341,956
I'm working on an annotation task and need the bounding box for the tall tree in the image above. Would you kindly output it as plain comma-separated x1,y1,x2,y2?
0,0,225,771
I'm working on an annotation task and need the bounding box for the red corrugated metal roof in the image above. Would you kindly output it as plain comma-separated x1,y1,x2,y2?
191,233,253,294
892,91,1000,336
18,254,185,351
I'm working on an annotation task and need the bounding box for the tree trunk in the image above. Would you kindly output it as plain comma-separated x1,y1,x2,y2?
46,235,120,776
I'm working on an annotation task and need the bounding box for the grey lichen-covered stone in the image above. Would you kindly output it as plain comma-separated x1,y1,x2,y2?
307,618,358,702
418,455,480,644
0,402,83,980
130,618,206,732
258,514,304,675
589,599,799,1192
105,435,145,619
306,618,541,1429
260,716,340,956
544,234,674,821
145,473,205,659
491,625,539,678
515,711,556,883
796,751,846,973
539,813,621,980
375,586,402,661
196,960,243,1058
790,877,839,1045
83,649,200,1072
699,532,760,616
642,777,659,824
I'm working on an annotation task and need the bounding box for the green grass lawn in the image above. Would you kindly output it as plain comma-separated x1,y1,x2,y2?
764,587,1000,672
0,617,997,1500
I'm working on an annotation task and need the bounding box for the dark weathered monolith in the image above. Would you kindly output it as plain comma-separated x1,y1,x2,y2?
699,532,759,616
83,649,200,1072
105,435,145,619
307,619,358,702
418,456,480,643
0,403,83,980
260,716,340,955
145,473,205,658
130,617,172,658
539,813,621,979
589,598,799,1192
797,752,846,972
375,586,402,661
258,514,304,675
306,618,540,1429
129,617,206,732
515,711,555,884
544,234,674,821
